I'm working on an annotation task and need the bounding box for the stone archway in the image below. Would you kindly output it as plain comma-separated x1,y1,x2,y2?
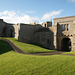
61,38,71,52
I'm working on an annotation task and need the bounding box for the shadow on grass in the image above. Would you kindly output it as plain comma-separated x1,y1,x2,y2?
0,40,12,54
31,43,49,49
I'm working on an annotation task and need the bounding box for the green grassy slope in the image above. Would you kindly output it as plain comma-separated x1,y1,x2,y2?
1,52,75,75
5,38,56,53
0,39,75,75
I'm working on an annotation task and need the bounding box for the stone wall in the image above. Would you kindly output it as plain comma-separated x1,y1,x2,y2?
0,16,75,51
0,19,6,37
35,28,55,49
54,16,75,51
18,23,42,43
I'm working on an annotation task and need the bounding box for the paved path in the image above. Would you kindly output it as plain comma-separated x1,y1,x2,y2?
3,39,75,56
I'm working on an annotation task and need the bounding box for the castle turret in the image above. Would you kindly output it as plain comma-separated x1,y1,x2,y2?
41,21,52,28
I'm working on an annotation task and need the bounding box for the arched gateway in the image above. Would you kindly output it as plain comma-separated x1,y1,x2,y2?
61,38,71,52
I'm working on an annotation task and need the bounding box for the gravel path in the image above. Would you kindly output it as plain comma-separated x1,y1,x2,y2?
3,39,75,56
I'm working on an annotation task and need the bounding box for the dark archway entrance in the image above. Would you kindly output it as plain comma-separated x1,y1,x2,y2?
10,29,14,37
61,38,71,52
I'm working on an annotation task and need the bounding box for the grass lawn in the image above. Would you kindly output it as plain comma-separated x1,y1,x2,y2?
63,52,75,55
0,39,75,75
4,38,56,53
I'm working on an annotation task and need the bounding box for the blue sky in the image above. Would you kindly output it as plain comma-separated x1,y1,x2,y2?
0,0,75,24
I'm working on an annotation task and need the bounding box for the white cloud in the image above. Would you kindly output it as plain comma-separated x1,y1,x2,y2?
0,10,63,24
0,10,16,17
68,0,75,2
42,10,63,20
0,10,40,24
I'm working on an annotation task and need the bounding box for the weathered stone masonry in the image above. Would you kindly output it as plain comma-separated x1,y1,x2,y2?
0,16,75,52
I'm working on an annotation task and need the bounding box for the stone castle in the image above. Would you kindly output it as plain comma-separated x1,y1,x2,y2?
0,16,75,52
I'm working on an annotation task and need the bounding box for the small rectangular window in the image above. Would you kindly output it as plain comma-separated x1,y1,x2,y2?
62,25,64,31
64,24,66,31
67,24,69,31
62,24,66,31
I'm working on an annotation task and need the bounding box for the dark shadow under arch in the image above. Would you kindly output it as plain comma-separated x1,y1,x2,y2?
10,29,14,37
9,27,15,37
61,38,71,52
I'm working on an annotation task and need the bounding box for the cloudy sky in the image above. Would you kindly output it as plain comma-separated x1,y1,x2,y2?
0,0,75,24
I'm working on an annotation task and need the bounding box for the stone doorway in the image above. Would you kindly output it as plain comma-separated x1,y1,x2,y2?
61,38,71,51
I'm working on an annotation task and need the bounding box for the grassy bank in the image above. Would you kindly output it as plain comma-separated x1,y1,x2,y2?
1,52,75,75
0,40,12,54
0,39,75,75
4,38,56,53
